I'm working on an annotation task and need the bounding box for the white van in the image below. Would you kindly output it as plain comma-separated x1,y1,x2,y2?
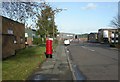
64,39,70,46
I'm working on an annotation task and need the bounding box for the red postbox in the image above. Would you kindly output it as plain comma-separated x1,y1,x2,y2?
46,40,53,58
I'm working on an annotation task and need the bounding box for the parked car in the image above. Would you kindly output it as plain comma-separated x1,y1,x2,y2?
64,39,70,46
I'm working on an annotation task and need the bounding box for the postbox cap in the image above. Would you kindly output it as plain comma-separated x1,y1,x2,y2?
49,38,53,41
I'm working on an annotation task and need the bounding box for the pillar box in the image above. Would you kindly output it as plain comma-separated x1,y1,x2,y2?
45,39,53,58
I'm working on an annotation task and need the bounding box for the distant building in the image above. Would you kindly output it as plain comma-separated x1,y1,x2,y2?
98,28,118,44
25,28,37,46
88,33,98,42
56,32,75,40
1,16,25,59
78,34,88,42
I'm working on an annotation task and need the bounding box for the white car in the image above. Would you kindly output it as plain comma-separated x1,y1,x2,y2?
64,39,70,45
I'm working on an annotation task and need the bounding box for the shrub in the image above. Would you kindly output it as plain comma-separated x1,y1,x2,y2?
33,38,42,45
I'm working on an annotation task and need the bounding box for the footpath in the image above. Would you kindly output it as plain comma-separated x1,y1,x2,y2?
27,44,73,80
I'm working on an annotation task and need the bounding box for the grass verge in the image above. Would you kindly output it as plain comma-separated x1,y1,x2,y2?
2,45,46,80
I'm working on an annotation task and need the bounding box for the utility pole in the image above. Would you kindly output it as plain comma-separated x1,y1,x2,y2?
52,12,55,40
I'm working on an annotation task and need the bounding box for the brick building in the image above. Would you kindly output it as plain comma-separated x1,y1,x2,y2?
1,16,25,59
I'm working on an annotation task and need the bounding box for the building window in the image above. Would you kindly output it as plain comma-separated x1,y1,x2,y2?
111,38,114,40
25,38,27,42
20,37,23,44
116,34,118,38
13,36,17,44
25,33,28,37
8,28,13,34
116,38,118,40
25,38,28,44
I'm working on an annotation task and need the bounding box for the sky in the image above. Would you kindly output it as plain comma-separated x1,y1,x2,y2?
1,1,118,34
49,2,118,34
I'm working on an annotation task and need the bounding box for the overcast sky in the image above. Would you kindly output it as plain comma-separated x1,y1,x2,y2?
50,2,118,34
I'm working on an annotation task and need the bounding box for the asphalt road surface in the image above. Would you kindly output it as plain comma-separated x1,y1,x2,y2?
67,41,118,80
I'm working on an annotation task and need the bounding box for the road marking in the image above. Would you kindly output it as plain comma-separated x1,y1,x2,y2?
81,46,86,48
81,46,95,52
89,49,95,51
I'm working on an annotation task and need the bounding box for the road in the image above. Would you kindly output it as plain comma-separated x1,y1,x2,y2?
67,41,118,80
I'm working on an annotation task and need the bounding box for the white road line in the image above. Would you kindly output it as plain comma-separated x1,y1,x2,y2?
89,49,95,51
81,46,95,52
81,46,86,48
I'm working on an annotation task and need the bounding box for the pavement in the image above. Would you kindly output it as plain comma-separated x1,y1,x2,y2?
27,44,73,80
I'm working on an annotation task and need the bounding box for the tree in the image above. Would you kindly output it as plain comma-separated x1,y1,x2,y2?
111,16,120,28
2,2,43,24
111,15,120,45
36,5,58,39
111,1,120,28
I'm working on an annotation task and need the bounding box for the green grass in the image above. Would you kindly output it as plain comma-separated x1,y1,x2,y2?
2,46,46,80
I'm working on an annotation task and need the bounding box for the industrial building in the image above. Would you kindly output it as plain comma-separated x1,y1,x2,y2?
88,33,98,42
25,28,37,46
56,32,75,41
1,16,25,59
98,28,118,44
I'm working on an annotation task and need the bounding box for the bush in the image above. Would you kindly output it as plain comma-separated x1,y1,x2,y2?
33,38,42,45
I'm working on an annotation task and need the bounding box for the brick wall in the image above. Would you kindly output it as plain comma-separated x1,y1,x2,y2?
2,16,25,58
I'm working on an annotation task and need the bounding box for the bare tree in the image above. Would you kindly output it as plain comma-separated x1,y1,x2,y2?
111,15,120,45
111,16,120,28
